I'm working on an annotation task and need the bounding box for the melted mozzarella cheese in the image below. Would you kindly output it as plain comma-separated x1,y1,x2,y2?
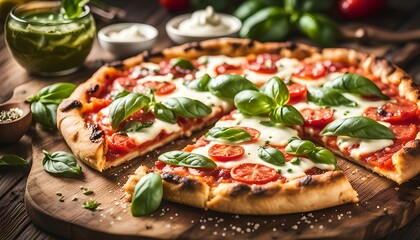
275,58,301,79
292,72,344,87
243,70,278,84
337,136,393,159
332,93,389,119
127,119,181,144
196,55,247,77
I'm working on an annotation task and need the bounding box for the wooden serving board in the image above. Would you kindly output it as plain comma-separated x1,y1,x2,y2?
13,82,419,240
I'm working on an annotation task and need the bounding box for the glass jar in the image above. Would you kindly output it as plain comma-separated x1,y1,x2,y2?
5,1,96,76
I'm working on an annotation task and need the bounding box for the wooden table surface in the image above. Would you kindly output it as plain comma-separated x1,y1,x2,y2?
0,0,419,239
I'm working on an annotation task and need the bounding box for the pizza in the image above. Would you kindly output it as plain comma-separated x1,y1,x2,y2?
57,38,420,214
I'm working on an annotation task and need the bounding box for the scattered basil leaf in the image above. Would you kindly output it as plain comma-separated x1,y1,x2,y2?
118,121,153,135
257,146,285,166
260,76,290,105
153,102,177,124
82,200,101,211
31,102,58,131
82,187,94,195
208,74,258,100
205,126,252,143
259,120,276,127
0,155,29,167
291,157,301,165
320,116,395,139
62,0,90,19
307,147,337,165
159,151,217,169
307,88,357,107
185,74,211,92
323,73,389,100
161,97,211,118
109,92,150,130
285,137,316,155
26,82,76,104
297,13,337,47
170,57,195,70
131,172,163,216
234,90,275,115
42,150,82,178
269,105,304,126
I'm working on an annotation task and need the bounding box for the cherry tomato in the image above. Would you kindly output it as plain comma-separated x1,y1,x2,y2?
390,124,417,142
215,63,243,75
287,83,307,102
234,126,261,142
363,99,418,124
300,108,335,128
293,62,327,80
107,134,137,154
159,0,190,12
338,0,387,19
208,144,245,162
230,163,278,184
137,81,176,95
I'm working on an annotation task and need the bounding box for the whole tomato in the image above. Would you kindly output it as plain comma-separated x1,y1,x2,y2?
159,0,190,12
338,0,387,19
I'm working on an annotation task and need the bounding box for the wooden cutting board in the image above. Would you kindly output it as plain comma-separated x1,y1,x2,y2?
11,82,419,240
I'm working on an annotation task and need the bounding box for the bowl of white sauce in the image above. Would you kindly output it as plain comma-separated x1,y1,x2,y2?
166,6,242,44
98,23,158,58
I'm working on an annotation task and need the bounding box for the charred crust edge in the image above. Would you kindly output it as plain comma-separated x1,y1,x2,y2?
403,139,420,157
142,50,164,62
162,173,200,191
229,184,251,197
87,84,99,95
89,124,104,142
106,61,125,69
59,100,82,112
184,42,203,52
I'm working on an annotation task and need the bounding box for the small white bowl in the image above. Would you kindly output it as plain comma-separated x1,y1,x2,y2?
166,13,242,44
98,23,158,58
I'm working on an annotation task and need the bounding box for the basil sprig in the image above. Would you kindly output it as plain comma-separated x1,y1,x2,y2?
234,77,304,126
131,172,163,216
62,0,90,19
42,150,82,178
257,146,285,166
161,97,211,118
286,137,336,166
0,155,29,167
320,116,395,139
109,92,150,130
185,74,211,92
170,57,195,70
208,74,258,100
159,151,217,169
205,126,251,143
153,102,177,124
307,88,357,107
323,73,389,100
118,121,153,135
26,83,76,130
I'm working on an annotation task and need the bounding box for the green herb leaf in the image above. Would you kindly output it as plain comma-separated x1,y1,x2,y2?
26,83,76,104
205,126,252,143
307,88,357,107
161,97,211,118
308,147,336,165
170,57,195,70
82,187,94,195
285,0,336,13
114,89,131,100
323,73,389,100
320,116,395,139
233,0,266,21
208,74,258,100
153,102,177,124
297,13,337,47
257,146,285,166
62,0,90,19
159,151,217,169
185,74,211,92
82,200,101,211
131,172,163,216
42,150,82,178
31,102,58,131
260,76,290,105
285,137,316,155
269,105,304,126
291,157,301,165
117,121,153,135
109,92,150,129
234,90,275,115
0,155,29,167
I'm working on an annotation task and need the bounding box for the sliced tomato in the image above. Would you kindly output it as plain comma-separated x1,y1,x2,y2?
159,60,194,78
390,124,417,142
323,60,346,72
234,126,261,142
360,143,401,171
107,134,137,154
183,137,210,152
373,81,399,98
215,63,243,75
293,62,327,80
305,167,327,176
137,81,176,95
231,163,278,184
287,83,307,102
247,54,279,74
256,53,281,63
363,99,418,124
300,108,335,128
116,77,137,91
208,144,245,162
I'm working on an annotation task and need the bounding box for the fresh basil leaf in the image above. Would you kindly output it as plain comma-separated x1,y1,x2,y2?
82,200,101,211
307,88,357,107
42,150,82,178
159,151,217,169
205,126,251,143
0,155,29,167
170,57,195,70
114,89,131,100
62,0,90,19
285,0,335,12
234,90,275,115
323,73,389,100
118,121,153,135
285,137,316,155
131,172,163,216
161,97,211,118
257,146,285,166
208,74,258,100
185,74,211,92
269,105,304,126
259,120,276,127
109,92,150,129
297,13,337,47
320,116,395,139
233,0,266,21
154,102,177,124
26,82,76,104
260,77,290,105
31,102,58,131
291,157,301,165
308,147,336,166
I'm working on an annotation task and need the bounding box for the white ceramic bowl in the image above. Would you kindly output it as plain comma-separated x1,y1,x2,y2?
98,23,158,58
166,13,242,44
